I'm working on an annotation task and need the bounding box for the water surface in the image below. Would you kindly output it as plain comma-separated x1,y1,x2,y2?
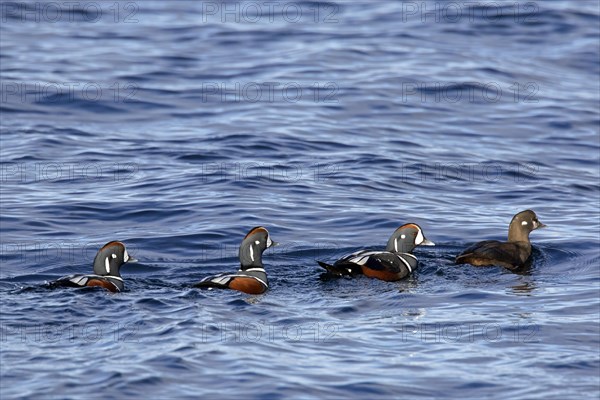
1,1,599,399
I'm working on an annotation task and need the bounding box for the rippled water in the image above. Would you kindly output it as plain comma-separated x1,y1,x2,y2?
1,1,599,399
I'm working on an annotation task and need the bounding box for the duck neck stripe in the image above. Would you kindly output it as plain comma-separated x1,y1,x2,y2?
247,275,268,288
86,274,123,281
397,255,412,273
243,268,265,272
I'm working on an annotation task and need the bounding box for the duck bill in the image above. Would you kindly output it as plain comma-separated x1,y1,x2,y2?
534,221,547,230
126,257,138,263
421,239,435,246
269,241,280,248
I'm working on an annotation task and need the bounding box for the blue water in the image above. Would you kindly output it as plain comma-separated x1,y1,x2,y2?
1,1,599,398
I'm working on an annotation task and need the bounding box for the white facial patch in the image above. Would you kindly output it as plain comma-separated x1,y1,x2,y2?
123,249,130,262
104,257,110,273
255,240,260,245
401,234,406,239
415,228,424,245
522,221,528,226
111,254,117,259
266,235,272,247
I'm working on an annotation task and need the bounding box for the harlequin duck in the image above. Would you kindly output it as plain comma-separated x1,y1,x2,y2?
194,226,277,294
317,223,434,281
49,241,136,293
455,209,546,270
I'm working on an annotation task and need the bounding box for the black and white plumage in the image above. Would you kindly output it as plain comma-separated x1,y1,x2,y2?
49,241,136,293
318,223,434,281
455,210,546,270
194,227,277,294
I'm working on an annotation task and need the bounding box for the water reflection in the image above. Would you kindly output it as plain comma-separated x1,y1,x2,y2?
509,279,537,296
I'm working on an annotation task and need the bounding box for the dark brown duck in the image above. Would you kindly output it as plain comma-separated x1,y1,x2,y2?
455,210,546,270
